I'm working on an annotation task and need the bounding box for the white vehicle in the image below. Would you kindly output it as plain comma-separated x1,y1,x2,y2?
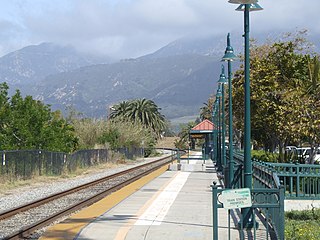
285,146,297,160
296,147,310,159
285,146,297,151
310,148,320,163
296,147,320,163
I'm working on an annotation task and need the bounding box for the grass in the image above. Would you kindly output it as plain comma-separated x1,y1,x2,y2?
285,208,320,239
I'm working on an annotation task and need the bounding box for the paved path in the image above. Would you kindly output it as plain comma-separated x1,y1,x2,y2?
41,151,273,240
77,170,214,240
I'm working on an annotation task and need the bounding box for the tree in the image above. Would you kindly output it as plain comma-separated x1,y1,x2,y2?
200,97,215,121
0,83,10,146
109,101,130,119
232,32,320,162
0,86,77,152
110,98,167,137
174,121,196,149
295,55,320,162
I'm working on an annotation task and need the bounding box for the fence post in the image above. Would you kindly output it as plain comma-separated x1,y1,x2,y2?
212,182,218,240
289,165,293,197
295,162,300,197
279,185,285,240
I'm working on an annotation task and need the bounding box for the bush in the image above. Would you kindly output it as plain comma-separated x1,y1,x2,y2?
72,118,157,153
72,118,106,149
285,220,320,240
98,119,156,152
285,209,320,239
286,208,320,221
251,150,279,162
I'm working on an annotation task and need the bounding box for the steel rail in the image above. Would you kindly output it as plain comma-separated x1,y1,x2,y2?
2,154,175,239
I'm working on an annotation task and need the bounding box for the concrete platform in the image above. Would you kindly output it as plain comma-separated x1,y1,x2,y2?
76,170,216,240
42,151,260,240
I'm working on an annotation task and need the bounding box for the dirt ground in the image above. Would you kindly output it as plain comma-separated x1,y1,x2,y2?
156,137,178,149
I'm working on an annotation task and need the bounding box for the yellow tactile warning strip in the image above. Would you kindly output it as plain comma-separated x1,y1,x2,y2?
40,164,170,240
113,171,180,239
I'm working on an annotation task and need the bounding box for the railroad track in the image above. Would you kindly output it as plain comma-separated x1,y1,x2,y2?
0,154,175,239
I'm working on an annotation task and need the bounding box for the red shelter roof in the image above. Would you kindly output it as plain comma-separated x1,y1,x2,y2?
189,120,215,139
191,119,215,132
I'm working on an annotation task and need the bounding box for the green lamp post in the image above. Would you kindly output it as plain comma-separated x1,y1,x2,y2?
217,65,227,172
222,33,238,188
212,103,217,161
216,87,222,170
228,0,263,227
213,99,219,163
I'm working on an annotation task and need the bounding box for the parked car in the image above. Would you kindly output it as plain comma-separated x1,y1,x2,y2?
285,146,297,151
307,148,320,164
285,146,297,160
296,147,310,159
296,147,320,164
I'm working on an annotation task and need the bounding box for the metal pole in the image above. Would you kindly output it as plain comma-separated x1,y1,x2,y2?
212,182,218,240
215,101,218,164
227,54,234,189
214,105,218,163
217,97,222,171
242,3,253,226
222,83,226,169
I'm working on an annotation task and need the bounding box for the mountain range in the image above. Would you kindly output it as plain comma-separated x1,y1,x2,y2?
0,43,112,85
4,32,315,120
0,35,233,120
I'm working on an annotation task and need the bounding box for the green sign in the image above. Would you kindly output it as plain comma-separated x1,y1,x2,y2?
220,188,252,209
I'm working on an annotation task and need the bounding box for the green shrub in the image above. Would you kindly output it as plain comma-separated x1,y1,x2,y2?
285,209,320,239
285,220,320,240
251,150,279,162
286,208,320,221
99,119,156,151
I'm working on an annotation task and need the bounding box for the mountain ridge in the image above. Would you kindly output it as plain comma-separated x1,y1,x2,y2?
32,53,220,119
4,32,313,120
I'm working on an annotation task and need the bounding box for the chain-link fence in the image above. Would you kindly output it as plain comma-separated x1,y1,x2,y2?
0,147,144,181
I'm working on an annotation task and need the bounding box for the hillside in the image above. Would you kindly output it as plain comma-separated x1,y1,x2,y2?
0,35,243,120
33,54,221,118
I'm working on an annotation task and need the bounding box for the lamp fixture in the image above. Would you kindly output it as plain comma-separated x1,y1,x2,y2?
222,33,238,61
218,65,227,84
235,3,263,11
228,0,258,4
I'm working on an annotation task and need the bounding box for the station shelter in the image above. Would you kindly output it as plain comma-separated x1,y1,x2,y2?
189,119,215,160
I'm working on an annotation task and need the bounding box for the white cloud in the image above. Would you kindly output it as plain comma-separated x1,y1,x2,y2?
0,0,319,58
133,0,199,27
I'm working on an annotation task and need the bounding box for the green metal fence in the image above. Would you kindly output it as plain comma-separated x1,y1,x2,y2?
232,151,320,199
212,183,284,240
212,152,285,240
254,160,320,199
0,147,144,181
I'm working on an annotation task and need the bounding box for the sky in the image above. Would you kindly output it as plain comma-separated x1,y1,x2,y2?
0,0,319,59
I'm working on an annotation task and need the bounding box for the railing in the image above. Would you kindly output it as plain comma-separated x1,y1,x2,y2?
254,160,320,199
232,152,320,199
212,151,285,240
214,149,320,239
212,183,285,240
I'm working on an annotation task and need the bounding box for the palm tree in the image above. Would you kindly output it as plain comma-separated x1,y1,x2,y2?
200,97,214,121
110,99,167,137
127,99,167,136
109,101,130,119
